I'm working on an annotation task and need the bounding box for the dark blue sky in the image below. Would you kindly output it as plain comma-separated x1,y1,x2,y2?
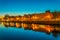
0,0,60,15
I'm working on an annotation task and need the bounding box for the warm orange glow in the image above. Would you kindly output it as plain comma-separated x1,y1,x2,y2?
10,18,14,21
1,11,60,34
31,24,38,30
16,23,21,28
32,26,38,30
16,17,20,20
6,23,9,25
46,15,51,18
10,22,15,26
3,22,9,26
32,16,38,19
22,23,28,28
45,25,54,32
44,15,52,19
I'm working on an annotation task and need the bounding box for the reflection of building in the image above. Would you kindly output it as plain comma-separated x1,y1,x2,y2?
16,22,21,28
3,22,10,27
10,22,15,27
3,22,21,28
3,22,60,37
21,23,28,28
31,24,38,30
31,24,54,33
4,22,60,35
21,23,31,29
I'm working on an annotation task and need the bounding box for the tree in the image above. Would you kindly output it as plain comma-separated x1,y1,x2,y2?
52,10,57,18
5,14,9,17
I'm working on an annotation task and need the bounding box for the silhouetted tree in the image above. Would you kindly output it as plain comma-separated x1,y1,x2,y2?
45,10,50,13
5,14,9,17
52,10,57,18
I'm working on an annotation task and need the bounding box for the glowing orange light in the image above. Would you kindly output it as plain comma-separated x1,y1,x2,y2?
45,15,51,19
45,25,54,32
16,23,21,28
16,18,20,20
31,24,38,30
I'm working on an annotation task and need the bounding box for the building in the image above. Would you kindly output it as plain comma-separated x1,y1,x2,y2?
2,10,54,22
43,10,53,20
21,15,31,21
15,16,21,21
8,16,16,21
31,10,53,21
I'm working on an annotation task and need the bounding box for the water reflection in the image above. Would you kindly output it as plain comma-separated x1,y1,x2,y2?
1,22,60,37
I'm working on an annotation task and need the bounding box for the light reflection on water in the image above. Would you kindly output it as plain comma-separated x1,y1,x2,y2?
0,22,60,40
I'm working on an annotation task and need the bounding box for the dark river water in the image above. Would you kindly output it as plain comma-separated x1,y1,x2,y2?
0,22,60,40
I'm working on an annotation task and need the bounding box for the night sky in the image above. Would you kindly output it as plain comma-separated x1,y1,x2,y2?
0,0,60,15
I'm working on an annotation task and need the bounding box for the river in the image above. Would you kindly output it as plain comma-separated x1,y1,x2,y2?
0,22,60,40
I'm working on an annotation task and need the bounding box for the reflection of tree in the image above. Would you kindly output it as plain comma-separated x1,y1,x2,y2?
51,25,60,37
52,30,60,38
